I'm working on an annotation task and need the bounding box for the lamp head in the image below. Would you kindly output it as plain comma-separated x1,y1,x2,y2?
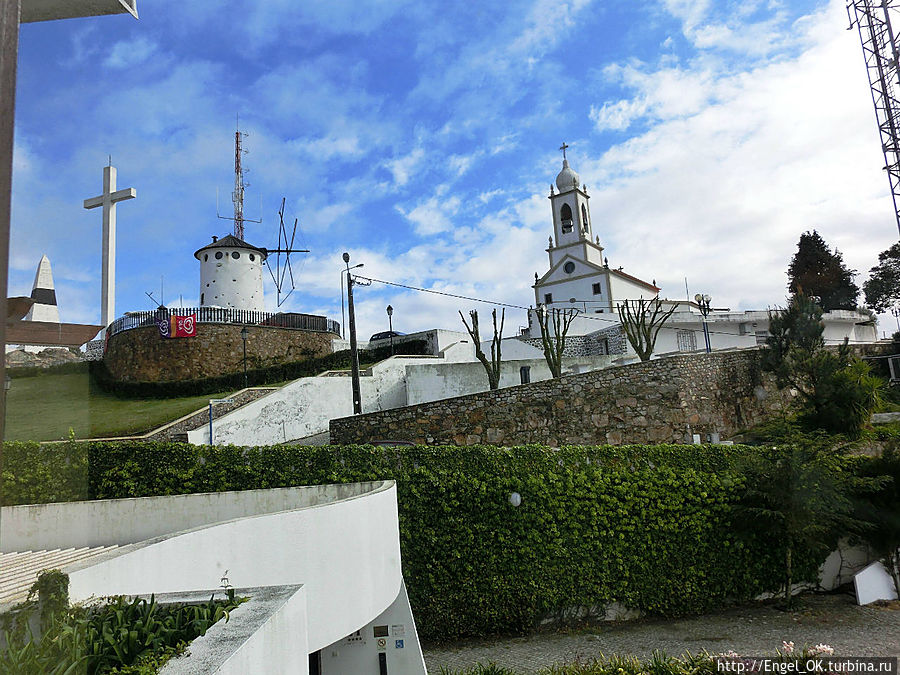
694,293,702,303
342,252,350,264
387,304,393,316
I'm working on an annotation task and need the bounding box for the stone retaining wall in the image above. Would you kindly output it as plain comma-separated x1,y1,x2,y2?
104,324,335,382
330,348,789,446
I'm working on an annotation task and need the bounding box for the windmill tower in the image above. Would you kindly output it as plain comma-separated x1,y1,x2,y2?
201,125,309,311
849,1,900,236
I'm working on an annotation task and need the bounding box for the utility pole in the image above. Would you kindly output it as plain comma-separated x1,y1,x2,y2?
344,252,362,414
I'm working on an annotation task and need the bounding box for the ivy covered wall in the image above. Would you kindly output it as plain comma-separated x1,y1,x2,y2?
1,441,818,641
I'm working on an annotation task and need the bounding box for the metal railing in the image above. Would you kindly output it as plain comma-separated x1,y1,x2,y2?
106,307,341,339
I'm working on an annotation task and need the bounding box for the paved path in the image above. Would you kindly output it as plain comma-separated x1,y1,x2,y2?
424,594,900,674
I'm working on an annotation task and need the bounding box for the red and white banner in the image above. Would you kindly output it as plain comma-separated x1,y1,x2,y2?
171,314,196,338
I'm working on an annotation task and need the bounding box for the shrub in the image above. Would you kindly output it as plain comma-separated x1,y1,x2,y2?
0,584,244,675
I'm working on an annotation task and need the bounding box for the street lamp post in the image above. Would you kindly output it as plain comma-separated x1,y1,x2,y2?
240,326,249,389
893,306,900,334
344,252,363,415
694,293,712,353
386,304,394,356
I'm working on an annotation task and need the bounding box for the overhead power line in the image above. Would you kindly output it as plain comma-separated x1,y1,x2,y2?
354,275,875,345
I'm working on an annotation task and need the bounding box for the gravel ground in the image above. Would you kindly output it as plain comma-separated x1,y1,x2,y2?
424,593,900,673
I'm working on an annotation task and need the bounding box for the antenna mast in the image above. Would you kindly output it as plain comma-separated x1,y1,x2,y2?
220,116,261,239
849,1,900,236
233,126,246,239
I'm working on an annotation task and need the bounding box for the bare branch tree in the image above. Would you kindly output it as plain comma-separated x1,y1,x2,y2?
459,307,505,390
536,305,578,378
617,297,678,362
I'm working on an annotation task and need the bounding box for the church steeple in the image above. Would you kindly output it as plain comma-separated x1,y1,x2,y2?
548,146,598,256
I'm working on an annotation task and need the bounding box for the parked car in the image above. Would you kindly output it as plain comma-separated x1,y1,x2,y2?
368,330,405,342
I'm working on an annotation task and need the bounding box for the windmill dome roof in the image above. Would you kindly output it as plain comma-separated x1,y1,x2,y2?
194,234,268,261
555,159,580,192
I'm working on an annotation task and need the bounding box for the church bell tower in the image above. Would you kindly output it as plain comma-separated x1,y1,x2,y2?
547,144,604,269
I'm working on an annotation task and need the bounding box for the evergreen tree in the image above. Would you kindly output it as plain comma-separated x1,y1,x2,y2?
763,294,881,435
863,242,900,313
787,230,859,311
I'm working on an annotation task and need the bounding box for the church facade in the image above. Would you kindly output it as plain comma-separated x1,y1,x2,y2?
525,155,660,341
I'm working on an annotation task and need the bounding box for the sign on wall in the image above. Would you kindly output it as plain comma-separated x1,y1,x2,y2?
157,314,197,339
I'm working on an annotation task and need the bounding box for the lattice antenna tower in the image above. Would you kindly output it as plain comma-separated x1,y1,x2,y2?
218,116,261,239
849,1,900,236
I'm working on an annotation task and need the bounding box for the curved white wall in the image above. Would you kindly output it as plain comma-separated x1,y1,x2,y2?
62,482,402,652
199,245,265,311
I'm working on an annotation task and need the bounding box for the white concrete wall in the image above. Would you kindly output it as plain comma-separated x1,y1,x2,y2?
320,581,426,675
1,482,381,551
160,585,309,675
213,586,309,675
188,342,476,446
406,356,613,406
64,481,402,653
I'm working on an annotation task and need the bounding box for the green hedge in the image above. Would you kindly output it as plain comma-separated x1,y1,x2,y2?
1,440,87,507
2,441,823,641
88,339,429,398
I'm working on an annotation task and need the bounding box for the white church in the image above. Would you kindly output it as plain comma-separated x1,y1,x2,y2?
519,153,878,353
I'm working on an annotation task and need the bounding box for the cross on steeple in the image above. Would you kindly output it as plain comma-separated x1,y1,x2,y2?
559,142,569,160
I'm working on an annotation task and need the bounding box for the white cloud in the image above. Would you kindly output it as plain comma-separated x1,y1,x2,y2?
103,37,159,70
384,148,425,187
590,99,647,132
580,0,897,319
396,195,461,236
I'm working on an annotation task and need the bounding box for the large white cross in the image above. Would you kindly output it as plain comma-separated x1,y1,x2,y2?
84,165,136,330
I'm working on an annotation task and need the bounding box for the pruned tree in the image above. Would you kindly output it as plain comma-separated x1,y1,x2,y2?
863,242,900,313
617,297,678,362
459,308,504,390
536,305,578,378
787,230,859,311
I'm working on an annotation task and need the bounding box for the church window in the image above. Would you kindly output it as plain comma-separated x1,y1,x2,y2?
232,251,240,259
581,204,589,228
592,283,602,295
564,261,575,274
560,204,573,233
215,251,223,260
544,293,553,304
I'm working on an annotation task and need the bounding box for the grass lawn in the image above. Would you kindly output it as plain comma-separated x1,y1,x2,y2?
5,371,235,441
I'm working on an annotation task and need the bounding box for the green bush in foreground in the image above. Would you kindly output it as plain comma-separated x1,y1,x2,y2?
442,644,839,675
0,574,244,675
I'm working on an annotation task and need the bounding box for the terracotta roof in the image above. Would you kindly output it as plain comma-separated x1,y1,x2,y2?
194,235,268,260
608,267,659,292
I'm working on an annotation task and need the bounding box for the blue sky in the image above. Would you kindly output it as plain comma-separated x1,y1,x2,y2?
11,0,900,340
